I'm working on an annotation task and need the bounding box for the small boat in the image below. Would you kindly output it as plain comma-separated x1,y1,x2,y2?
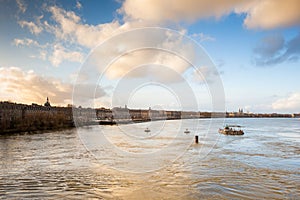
99,120,116,125
184,129,190,134
144,128,151,133
219,125,244,135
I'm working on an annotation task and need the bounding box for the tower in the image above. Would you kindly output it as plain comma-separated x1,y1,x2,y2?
44,97,51,107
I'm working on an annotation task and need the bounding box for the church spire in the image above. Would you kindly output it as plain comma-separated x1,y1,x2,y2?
44,97,51,107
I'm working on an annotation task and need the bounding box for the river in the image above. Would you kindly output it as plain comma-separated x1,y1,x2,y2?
0,118,299,199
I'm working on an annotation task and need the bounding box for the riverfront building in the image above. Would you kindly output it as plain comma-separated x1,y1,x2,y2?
0,99,296,133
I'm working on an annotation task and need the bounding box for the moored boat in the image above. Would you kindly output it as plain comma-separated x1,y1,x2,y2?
219,125,244,135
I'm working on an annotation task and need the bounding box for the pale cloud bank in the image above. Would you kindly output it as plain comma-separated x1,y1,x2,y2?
272,93,300,112
0,67,72,105
0,67,106,106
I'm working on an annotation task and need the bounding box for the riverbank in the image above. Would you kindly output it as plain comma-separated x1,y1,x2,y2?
0,122,75,135
1,101,299,134
2,116,299,135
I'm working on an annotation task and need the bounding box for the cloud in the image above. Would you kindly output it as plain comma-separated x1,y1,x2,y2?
120,0,246,23
16,0,26,13
193,66,220,84
76,1,82,9
191,33,216,43
254,32,300,66
13,38,40,47
0,67,107,106
254,34,284,58
104,50,191,82
13,37,85,66
18,20,43,35
14,4,220,84
47,6,121,48
49,44,84,67
120,0,300,29
13,38,84,66
17,6,159,69
13,38,50,61
29,50,47,61
237,0,300,29
0,67,72,105
86,28,199,83
72,84,107,107
272,93,300,112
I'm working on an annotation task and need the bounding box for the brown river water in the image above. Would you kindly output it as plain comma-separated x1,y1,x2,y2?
0,118,299,199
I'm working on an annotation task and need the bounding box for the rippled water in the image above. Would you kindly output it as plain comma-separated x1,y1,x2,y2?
0,118,299,199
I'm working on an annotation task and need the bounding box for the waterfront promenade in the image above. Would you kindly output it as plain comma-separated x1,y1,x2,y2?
0,100,299,134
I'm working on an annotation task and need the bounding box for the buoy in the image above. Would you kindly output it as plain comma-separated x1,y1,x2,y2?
145,128,150,133
184,129,190,134
195,135,199,143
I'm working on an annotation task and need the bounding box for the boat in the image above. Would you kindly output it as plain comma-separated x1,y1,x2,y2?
218,125,244,135
99,120,116,125
144,128,151,133
184,129,190,134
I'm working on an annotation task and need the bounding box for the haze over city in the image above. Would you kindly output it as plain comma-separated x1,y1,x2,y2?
0,0,299,113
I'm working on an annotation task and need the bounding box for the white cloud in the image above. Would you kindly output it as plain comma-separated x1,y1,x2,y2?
191,33,216,43
104,50,191,82
18,20,43,35
39,50,47,60
15,5,216,75
16,0,26,13
13,38,84,67
76,1,82,9
47,6,121,48
29,50,47,61
13,38,48,61
43,6,201,82
49,44,83,67
16,6,126,67
14,4,222,84
13,38,40,47
272,93,300,112
13,38,49,61
86,28,199,83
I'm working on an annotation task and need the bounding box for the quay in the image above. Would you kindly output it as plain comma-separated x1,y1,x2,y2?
1,99,299,133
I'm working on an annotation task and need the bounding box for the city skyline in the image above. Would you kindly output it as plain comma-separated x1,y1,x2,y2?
0,0,300,113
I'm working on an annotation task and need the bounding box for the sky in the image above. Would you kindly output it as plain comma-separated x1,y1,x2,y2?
0,0,299,113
